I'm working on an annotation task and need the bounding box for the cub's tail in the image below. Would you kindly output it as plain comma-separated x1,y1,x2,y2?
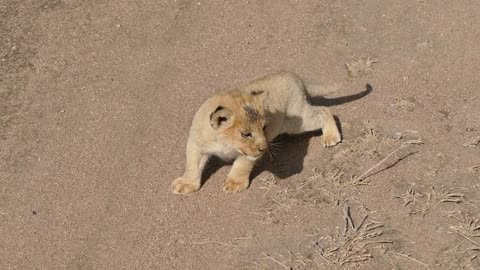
303,80,344,97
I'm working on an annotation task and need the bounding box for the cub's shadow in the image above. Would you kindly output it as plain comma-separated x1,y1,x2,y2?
251,131,323,180
200,131,320,185
200,84,372,185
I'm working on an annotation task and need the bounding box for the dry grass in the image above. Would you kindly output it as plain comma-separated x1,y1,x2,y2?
254,252,315,270
450,212,480,238
396,186,465,217
345,57,377,78
259,174,278,187
412,186,464,217
254,123,475,268
258,174,279,198
449,211,480,249
389,97,417,112
395,188,422,207
252,184,292,224
436,213,480,270
253,207,392,269
313,206,392,267
436,249,480,270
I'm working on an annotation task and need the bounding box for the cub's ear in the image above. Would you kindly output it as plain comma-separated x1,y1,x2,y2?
250,90,264,96
210,106,233,129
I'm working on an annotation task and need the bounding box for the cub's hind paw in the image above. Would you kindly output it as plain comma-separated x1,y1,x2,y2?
223,177,249,194
320,132,341,147
172,177,200,194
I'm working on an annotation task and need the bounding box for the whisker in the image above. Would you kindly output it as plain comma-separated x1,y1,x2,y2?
266,147,274,160
269,140,284,147
270,144,281,148
265,137,285,160
267,145,280,159
268,144,281,151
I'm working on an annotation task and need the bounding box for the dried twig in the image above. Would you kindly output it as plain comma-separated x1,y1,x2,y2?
314,242,333,265
393,130,419,140
356,214,369,232
343,205,356,236
192,240,238,247
260,253,289,269
465,200,480,209
363,240,394,245
352,140,423,183
233,236,253,241
464,136,480,148
394,252,428,267
468,165,480,174
454,230,480,246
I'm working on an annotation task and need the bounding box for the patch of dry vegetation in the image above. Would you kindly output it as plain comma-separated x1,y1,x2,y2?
254,123,479,268
254,252,316,270
449,211,480,248
313,206,392,267
434,211,480,269
345,57,377,78
259,125,423,216
395,188,421,207
254,206,392,269
395,186,464,217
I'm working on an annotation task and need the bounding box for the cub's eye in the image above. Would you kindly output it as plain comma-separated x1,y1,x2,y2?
241,132,252,138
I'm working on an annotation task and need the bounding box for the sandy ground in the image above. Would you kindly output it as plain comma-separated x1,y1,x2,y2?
2,0,480,269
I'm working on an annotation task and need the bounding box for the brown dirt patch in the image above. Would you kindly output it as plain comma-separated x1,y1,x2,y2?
2,0,480,269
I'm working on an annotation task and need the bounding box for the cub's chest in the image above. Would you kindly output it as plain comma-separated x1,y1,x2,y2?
205,143,240,161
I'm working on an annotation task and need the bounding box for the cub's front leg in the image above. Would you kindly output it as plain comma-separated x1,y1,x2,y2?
223,156,255,193
172,140,208,194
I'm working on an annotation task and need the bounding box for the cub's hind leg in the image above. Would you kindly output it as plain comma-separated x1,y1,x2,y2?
317,107,341,147
289,105,341,147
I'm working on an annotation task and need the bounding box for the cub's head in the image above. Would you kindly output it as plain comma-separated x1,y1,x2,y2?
210,90,268,160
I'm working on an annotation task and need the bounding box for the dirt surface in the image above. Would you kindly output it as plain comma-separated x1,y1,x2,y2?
2,0,480,269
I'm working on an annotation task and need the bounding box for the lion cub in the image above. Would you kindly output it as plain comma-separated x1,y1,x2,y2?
172,71,341,194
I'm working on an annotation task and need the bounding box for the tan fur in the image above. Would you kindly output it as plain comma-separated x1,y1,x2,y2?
172,71,341,194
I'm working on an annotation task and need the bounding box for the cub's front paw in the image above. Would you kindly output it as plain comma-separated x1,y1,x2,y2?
171,177,200,194
320,132,341,147
223,177,249,194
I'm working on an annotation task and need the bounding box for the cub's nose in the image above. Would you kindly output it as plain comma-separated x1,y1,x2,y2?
257,140,268,153
257,146,267,152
